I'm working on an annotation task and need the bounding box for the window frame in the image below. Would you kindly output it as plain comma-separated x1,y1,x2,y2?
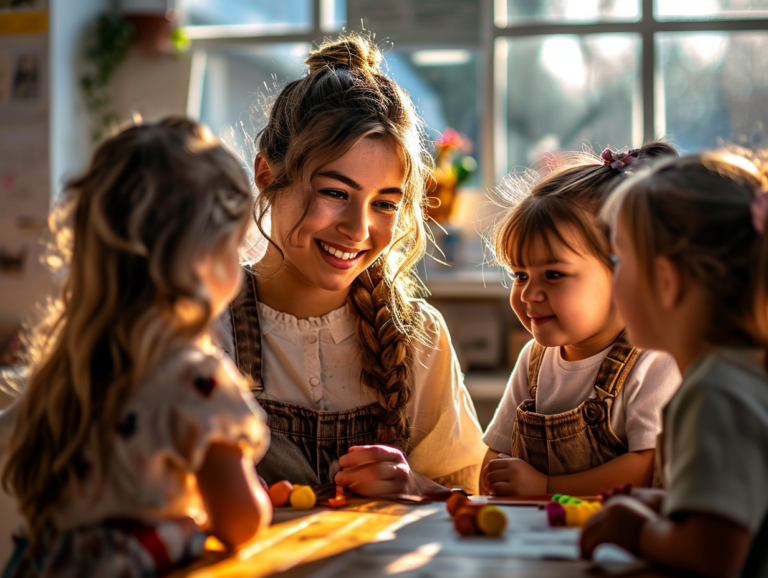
184,0,768,191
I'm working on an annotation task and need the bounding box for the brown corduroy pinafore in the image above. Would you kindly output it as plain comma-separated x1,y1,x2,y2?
510,332,640,475
226,269,408,486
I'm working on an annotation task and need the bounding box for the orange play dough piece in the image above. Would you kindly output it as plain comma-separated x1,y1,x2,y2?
454,506,479,536
447,492,469,516
268,480,294,507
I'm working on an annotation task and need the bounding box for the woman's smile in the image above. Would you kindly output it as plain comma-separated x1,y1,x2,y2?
315,240,368,270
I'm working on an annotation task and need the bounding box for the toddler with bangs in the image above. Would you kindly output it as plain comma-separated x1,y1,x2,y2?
481,144,681,497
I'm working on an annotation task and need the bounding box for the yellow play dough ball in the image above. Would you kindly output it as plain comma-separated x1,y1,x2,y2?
477,505,507,536
290,485,317,509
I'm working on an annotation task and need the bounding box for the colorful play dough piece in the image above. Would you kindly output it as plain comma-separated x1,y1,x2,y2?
548,499,602,527
328,485,349,508
446,492,469,516
290,485,317,509
564,503,590,526
477,505,507,536
268,480,294,507
546,500,566,526
454,506,479,536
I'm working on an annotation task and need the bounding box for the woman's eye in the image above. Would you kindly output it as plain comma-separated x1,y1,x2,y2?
545,271,564,280
319,189,348,200
512,272,528,283
373,201,400,212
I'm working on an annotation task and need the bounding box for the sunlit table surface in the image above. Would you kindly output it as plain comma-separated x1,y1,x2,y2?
175,497,676,578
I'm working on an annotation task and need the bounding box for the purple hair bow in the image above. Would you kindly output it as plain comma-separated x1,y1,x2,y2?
752,190,768,234
601,147,640,173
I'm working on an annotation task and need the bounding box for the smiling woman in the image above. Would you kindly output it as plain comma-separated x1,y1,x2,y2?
215,32,487,496
257,137,406,294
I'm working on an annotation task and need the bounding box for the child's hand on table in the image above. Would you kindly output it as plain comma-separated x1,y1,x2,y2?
626,488,666,513
334,445,412,496
580,495,658,558
482,455,547,496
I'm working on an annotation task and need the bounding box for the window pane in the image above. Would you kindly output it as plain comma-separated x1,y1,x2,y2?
386,49,481,187
655,0,768,20
498,0,640,25
198,44,310,156
384,49,482,272
333,0,346,27
657,32,768,150
500,34,641,176
182,0,312,27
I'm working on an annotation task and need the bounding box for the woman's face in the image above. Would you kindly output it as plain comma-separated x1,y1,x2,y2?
269,136,406,292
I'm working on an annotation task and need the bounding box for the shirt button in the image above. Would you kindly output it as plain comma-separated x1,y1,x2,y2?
309,377,320,387
307,335,318,344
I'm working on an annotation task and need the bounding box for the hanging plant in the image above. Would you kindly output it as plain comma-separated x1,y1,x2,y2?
80,11,133,143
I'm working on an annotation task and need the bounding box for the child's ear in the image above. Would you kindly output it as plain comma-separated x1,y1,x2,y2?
254,153,273,192
654,256,683,310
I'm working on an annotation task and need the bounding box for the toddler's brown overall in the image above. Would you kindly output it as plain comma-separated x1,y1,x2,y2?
510,333,640,475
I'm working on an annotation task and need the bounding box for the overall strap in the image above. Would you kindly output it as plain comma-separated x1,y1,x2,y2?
593,330,641,403
527,341,546,398
228,267,264,395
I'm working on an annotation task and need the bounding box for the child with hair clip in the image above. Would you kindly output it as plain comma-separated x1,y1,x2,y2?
581,152,768,578
217,32,486,495
480,144,681,497
0,118,272,577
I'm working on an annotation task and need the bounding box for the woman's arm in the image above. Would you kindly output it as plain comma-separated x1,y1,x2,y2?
581,497,751,578
197,442,272,550
486,450,654,496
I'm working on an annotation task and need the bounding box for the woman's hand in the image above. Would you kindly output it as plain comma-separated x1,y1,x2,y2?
580,496,657,558
483,457,547,496
334,445,412,496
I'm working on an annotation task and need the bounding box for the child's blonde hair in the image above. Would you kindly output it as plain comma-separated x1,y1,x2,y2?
2,118,253,541
603,151,768,348
254,32,431,450
491,143,677,271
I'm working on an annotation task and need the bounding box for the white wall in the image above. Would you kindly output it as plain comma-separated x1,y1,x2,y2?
50,0,109,193
0,0,108,331
0,0,111,565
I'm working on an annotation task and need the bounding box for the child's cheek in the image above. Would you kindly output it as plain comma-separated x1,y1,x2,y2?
510,290,532,332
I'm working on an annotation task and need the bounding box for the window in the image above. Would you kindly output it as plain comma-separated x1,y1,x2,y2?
492,0,768,180
183,0,768,273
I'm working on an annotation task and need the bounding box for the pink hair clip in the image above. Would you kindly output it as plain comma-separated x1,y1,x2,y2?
751,190,768,234
601,147,640,173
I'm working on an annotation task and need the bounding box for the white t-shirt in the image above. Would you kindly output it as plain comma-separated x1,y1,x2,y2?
483,339,680,454
217,300,487,492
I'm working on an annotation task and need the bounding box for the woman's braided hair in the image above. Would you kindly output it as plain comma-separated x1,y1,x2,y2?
254,33,432,451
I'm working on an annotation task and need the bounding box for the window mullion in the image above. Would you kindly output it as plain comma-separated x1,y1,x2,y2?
641,0,656,143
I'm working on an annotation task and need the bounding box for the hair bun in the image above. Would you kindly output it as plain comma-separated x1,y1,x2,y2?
306,33,382,75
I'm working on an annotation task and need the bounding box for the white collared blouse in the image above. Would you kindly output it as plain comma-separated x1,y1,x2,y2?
217,300,487,490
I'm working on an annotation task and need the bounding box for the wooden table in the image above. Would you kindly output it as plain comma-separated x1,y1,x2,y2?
178,498,675,578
